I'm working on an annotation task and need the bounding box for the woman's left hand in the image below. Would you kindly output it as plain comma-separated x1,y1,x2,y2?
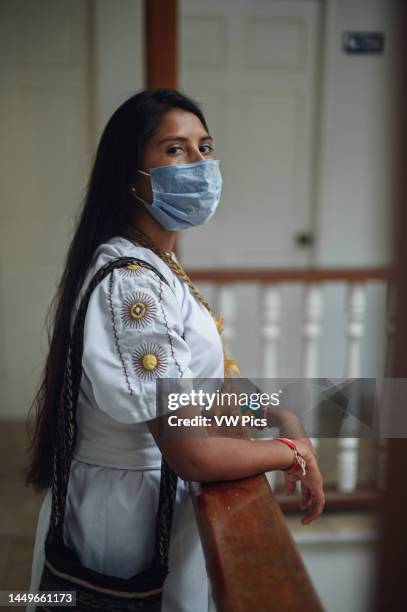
283,437,318,497
283,471,313,511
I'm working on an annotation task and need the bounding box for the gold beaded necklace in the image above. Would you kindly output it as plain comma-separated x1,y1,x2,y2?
122,223,241,379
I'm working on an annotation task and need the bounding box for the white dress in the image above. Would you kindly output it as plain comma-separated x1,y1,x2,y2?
27,235,224,612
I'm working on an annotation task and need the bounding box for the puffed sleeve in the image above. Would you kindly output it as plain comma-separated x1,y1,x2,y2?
81,262,194,424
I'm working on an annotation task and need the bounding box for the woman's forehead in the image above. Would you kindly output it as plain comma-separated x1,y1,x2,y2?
152,108,209,141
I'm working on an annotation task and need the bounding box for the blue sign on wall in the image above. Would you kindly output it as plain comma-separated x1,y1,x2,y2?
343,32,385,55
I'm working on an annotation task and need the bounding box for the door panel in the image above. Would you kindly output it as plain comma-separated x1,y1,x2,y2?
179,0,322,267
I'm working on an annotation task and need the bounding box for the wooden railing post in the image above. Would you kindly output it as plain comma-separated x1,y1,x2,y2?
191,475,324,612
144,0,178,89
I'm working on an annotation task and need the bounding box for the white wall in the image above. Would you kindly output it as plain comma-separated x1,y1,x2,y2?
0,0,144,419
309,0,396,380
0,0,93,420
92,0,144,141
296,536,378,612
315,0,396,267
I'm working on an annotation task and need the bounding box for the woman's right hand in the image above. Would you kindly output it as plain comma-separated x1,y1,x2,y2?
282,439,325,526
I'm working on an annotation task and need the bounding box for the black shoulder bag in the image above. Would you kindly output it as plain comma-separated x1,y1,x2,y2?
36,257,178,611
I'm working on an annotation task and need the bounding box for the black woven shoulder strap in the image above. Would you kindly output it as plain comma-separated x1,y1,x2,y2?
47,256,178,573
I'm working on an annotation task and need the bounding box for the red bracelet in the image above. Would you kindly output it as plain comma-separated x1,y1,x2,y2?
274,437,307,476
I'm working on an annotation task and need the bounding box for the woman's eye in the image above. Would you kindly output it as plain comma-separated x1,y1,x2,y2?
200,144,214,154
167,145,184,155
166,143,214,155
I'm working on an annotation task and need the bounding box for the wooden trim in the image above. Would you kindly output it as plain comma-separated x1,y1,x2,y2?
276,488,382,513
144,0,177,89
376,3,407,610
192,475,324,612
188,267,391,284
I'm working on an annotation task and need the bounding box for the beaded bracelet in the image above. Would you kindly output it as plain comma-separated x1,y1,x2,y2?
274,437,307,476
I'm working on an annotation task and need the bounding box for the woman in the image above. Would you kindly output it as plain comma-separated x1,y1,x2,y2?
25,88,325,611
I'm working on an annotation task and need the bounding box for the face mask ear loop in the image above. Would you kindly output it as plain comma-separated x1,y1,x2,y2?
130,190,149,206
130,169,151,205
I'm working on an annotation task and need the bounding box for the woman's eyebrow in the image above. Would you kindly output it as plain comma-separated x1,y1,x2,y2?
157,134,213,145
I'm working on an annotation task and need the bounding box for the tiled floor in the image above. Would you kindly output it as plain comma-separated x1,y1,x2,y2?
0,421,46,597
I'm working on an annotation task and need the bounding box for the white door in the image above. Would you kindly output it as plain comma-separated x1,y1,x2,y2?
0,0,91,417
179,0,322,268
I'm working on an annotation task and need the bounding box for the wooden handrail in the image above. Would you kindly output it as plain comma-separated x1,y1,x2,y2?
188,267,391,284
276,487,382,512
191,475,324,612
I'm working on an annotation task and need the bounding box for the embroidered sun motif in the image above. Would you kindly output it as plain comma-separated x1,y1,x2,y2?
121,292,157,329
118,262,146,278
132,343,168,381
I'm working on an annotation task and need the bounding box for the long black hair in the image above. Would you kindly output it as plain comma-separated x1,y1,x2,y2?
25,88,209,492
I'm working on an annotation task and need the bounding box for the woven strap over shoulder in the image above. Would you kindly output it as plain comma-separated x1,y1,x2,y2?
47,256,178,573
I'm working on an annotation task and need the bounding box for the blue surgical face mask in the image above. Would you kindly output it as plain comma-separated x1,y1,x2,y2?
131,159,222,231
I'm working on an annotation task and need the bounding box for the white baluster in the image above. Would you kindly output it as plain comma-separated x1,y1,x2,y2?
261,285,281,491
301,284,323,461
261,285,281,378
216,285,236,353
302,284,323,378
337,283,366,492
345,283,366,377
337,437,360,492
